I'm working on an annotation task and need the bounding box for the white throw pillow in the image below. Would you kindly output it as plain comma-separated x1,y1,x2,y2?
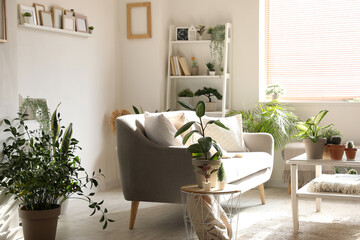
203,114,248,152
144,112,183,146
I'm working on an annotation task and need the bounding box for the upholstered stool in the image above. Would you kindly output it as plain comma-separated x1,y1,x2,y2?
282,142,333,193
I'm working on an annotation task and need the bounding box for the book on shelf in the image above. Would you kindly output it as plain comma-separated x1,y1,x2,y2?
170,56,190,76
170,57,176,76
173,56,184,76
178,56,191,76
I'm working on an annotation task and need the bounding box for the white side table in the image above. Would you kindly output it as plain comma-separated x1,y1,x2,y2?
286,153,360,233
180,184,241,240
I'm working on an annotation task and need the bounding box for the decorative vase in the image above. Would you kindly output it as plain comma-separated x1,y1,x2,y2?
205,102,217,111
328,144,345,160
192,159,221,188
303,138,326,159
177,97,193,110
191,66,199,76
345,148,357,160
203,181,211,191
89,30,93,34
19,205,61,240
218,181,225,190
209,71,216,76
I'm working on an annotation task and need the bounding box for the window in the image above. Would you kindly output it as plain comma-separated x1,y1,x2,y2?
265,0,360,101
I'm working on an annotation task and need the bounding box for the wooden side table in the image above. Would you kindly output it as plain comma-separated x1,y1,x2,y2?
180,184,241,240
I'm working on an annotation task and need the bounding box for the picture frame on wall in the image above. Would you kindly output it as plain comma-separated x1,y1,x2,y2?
19,4,37,25
33,3,45,25
176,27,189,41
75,15,88,33
52,6,64,29
40,10,53,28
64,9,75,17
62,15,75,31
126,2,151,39
0,0,7,43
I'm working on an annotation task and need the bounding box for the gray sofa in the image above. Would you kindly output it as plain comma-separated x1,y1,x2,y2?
116,111,274,229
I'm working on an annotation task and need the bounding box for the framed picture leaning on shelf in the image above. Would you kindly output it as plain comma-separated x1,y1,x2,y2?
33,3,45,25
19,4,37,25
52,6,64,29
63,15,75,31
75,14,88,33
0,0,7,43
40,10,53,28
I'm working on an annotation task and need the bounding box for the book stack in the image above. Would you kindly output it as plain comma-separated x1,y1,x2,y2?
170,56,191,76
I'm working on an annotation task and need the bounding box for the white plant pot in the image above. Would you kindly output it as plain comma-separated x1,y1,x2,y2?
217,181,226,190
203,181,211,191
209,71,216,76
272,93,280,100
177,97,193,110
205,102,217,112
192,159,221,188
24,17,31,24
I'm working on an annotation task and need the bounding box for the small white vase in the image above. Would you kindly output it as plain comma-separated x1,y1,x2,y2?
218,181,226,190
209,71,216,76
24,17,31,24
203,181,211,191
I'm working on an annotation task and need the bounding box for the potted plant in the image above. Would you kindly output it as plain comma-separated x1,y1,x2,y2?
177,88,194,110
175,100,229,188
194,87,222,112
209,24,225,71
88,26,94,34
265,83,285,100
206,62,216,76
196,25,206,40
191,57,199,76
328,136,345,160
23,12,32,24
320,127,342,159
217,162,226,190
345,141,357,160
293,110,331,159
0,106,113,240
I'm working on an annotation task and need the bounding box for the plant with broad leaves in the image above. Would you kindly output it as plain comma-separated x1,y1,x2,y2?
174,100,229,160
0,105,114,229
293,110,332,143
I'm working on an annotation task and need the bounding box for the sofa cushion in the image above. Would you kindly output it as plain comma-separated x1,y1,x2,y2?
144,112,183,146
203,114,248,152
222,152,273,183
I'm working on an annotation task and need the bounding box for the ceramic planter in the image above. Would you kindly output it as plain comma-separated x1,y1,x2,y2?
192,159,221,188
202,181,211,191
177,97,193,110
24,17,31,24
328,144,345,160
19,205,61,240
345,148,357,160
304,138,326,159
272,94,279,100
209,71,216,76
205,102,217,111
217,181,226,190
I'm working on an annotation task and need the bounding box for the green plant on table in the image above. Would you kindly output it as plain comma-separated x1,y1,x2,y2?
228,102,299,150
293,110,332,143
329,136,342,145
320,127,342,144
195,87,222,102
217,162,225,182
206,62,215,71
265,84,285,96
177,88,194,97
175,100,229,160
0,105,114,229
346,141,355,148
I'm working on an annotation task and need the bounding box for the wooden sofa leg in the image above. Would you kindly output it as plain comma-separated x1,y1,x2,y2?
129,201,140,229
258,184,266,205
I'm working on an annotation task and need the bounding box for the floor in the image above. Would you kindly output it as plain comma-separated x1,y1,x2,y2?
55,187,360,240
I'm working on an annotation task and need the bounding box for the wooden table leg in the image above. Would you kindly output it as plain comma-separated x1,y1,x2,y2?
315,165,322,212
291,164,299,233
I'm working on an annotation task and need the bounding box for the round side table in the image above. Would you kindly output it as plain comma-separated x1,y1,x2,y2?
180,184,241,240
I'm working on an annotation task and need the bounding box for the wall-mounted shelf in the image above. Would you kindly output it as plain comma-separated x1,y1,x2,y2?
18,23,93,38
171,40,211,44
169,75,230,80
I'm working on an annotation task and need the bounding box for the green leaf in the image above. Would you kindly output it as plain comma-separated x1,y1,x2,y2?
213,120,229,130
108,219,115,222
103,221,108,230
195,101,206,118
187,143,203,153
174,121,195,138
4,119,10,125
177,101,195,111
132,106,140,114
210,151,221,160
313,110,328,125
182,130,200,145
198,137,212,153
100,215,105,222
61,123,73,153
51,105,60,142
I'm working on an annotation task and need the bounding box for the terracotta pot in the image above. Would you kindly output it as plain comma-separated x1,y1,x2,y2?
304,138,326,159
19,205,61,240
328,144,345,160
192,159,221,188
345,148,357,160
323,145,330,159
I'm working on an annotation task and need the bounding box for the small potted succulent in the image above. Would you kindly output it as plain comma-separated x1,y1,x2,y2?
293,110,331,159
206,62,216,76
88,26,94,34
320,127,342,159
23,12,32,24
217,162,226,190
175,100,229,188
194,87,222,112
327,136,345,160
266,84,285,100
177,88,194,110
345,141,357,160
196,25,206,40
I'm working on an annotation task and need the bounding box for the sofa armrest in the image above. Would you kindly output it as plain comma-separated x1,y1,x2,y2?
243,132,274,157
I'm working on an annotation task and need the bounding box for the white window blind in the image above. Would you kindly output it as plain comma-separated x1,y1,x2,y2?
266,0,360,100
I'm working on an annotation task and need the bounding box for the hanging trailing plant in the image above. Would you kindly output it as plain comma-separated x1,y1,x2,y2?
19,97,50,134
209,24,225,71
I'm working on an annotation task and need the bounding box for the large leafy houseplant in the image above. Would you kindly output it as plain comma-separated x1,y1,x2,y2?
0,106,113,239
228,102,299,150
